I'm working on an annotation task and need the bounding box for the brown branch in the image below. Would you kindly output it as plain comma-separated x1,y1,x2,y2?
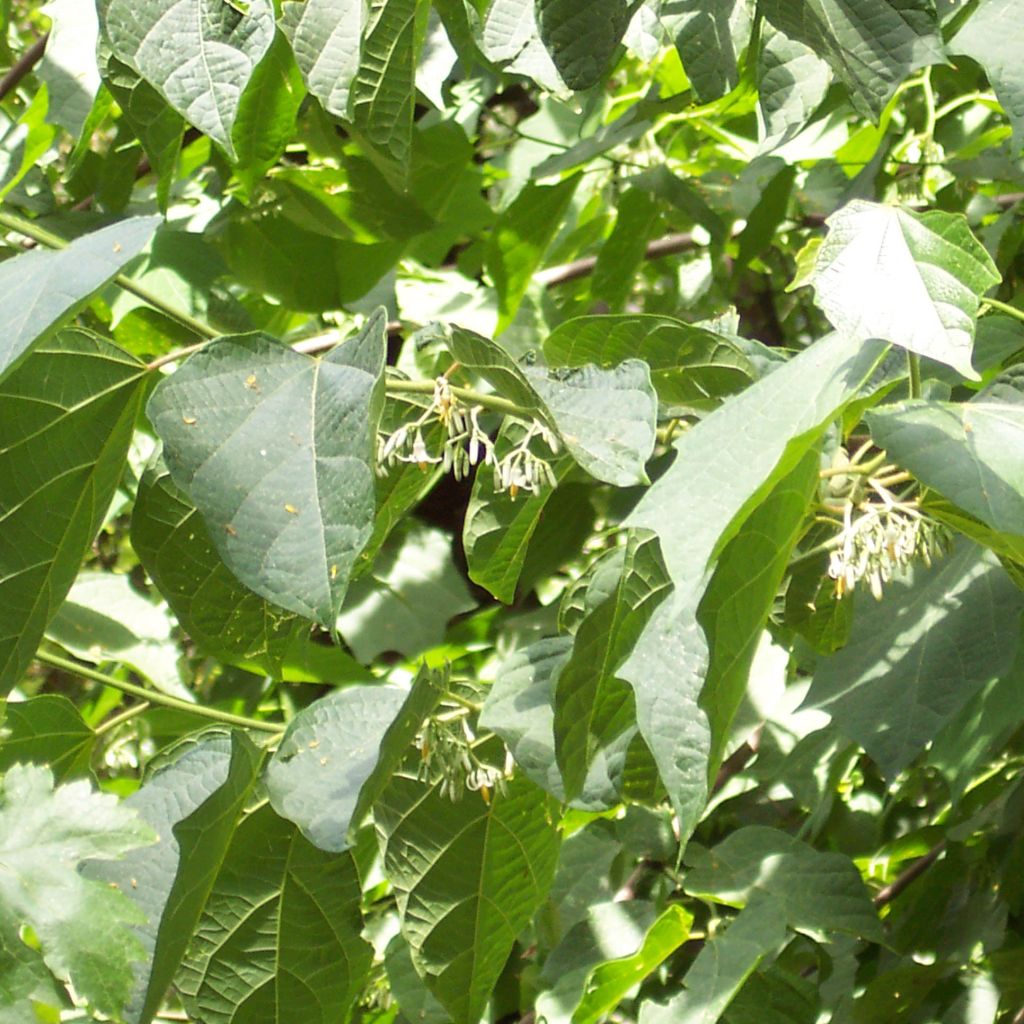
712,727,762,795
535,192,1024,290
0,33,49,103
873,840,946,907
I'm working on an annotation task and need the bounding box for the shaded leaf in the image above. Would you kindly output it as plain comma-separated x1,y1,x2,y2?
486,176,580,329
375,773,561,1024
99,47,185,211
537,902,692,1024
803,541,1024,777
0,217,157,382
85,730,263,1024
660,0,754,102
0,695,93,782
178,804,372,1024
351,0,421,177
337,521,476,662
954,0,1024,153
0,763,155,1018
536,0,641,91
759,0,945,118
148,312,387,627
0,330,146,695
97,0,276,160
644,827,880,1024
591,188,661,311
464,423,574,603
809,201,999,380
867,399,1024,539
46,572,188,700
698,450,820,772
543,312,759,412
554,532,670,801
447,325,657,486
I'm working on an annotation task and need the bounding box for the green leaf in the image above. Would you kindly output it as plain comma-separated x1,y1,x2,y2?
131,464,327,679
480,637,576,803
464,423,574,603
280,0,362,119
0,85,56,201
481,0,565,91
0,695,94,783
265,684,411,852
350,0,422,177
809,201,999,380
177,803,372,1024
543,313,759,412
537,902,693,1024
46,572,188,700
97,0,276,160
628,333,887,590
337,521,477,663
643,827,880,1024
386,934,449,1024
757,23,831,151
0,216,158,382
536,0,640,91
230,30,305,190
376,773,561,1024
642,897,789,1024
804,541,1024,777
147,312,387,628
0,916,63,1024
591,188,661,310
758,0,946,118
0,330,146,695
684,826,882,937
660,0,754,102
486,176,580,330
698,450,821,772
447,326,657,486
954,0,1024,154
527,362,657,487
85,729,263,1024
99,48,185,211
554,532,670,801
866,399,1024,539
0,763,155,1018
37,0,102,138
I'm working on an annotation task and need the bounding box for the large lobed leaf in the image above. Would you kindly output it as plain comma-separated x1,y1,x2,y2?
148,312,387,627
809,201,1000,380
0,763,156,1018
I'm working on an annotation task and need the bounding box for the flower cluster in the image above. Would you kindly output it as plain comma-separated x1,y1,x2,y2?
377,376,559,498
417,710,510,803
827,498,953,599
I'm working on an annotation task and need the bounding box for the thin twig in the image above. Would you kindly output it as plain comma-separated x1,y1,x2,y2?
873,840,946,907
94,701,151,738
0,33,49,102
37,650,284,734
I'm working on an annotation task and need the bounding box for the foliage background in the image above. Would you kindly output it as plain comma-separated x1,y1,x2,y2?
2,0,1024,1022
